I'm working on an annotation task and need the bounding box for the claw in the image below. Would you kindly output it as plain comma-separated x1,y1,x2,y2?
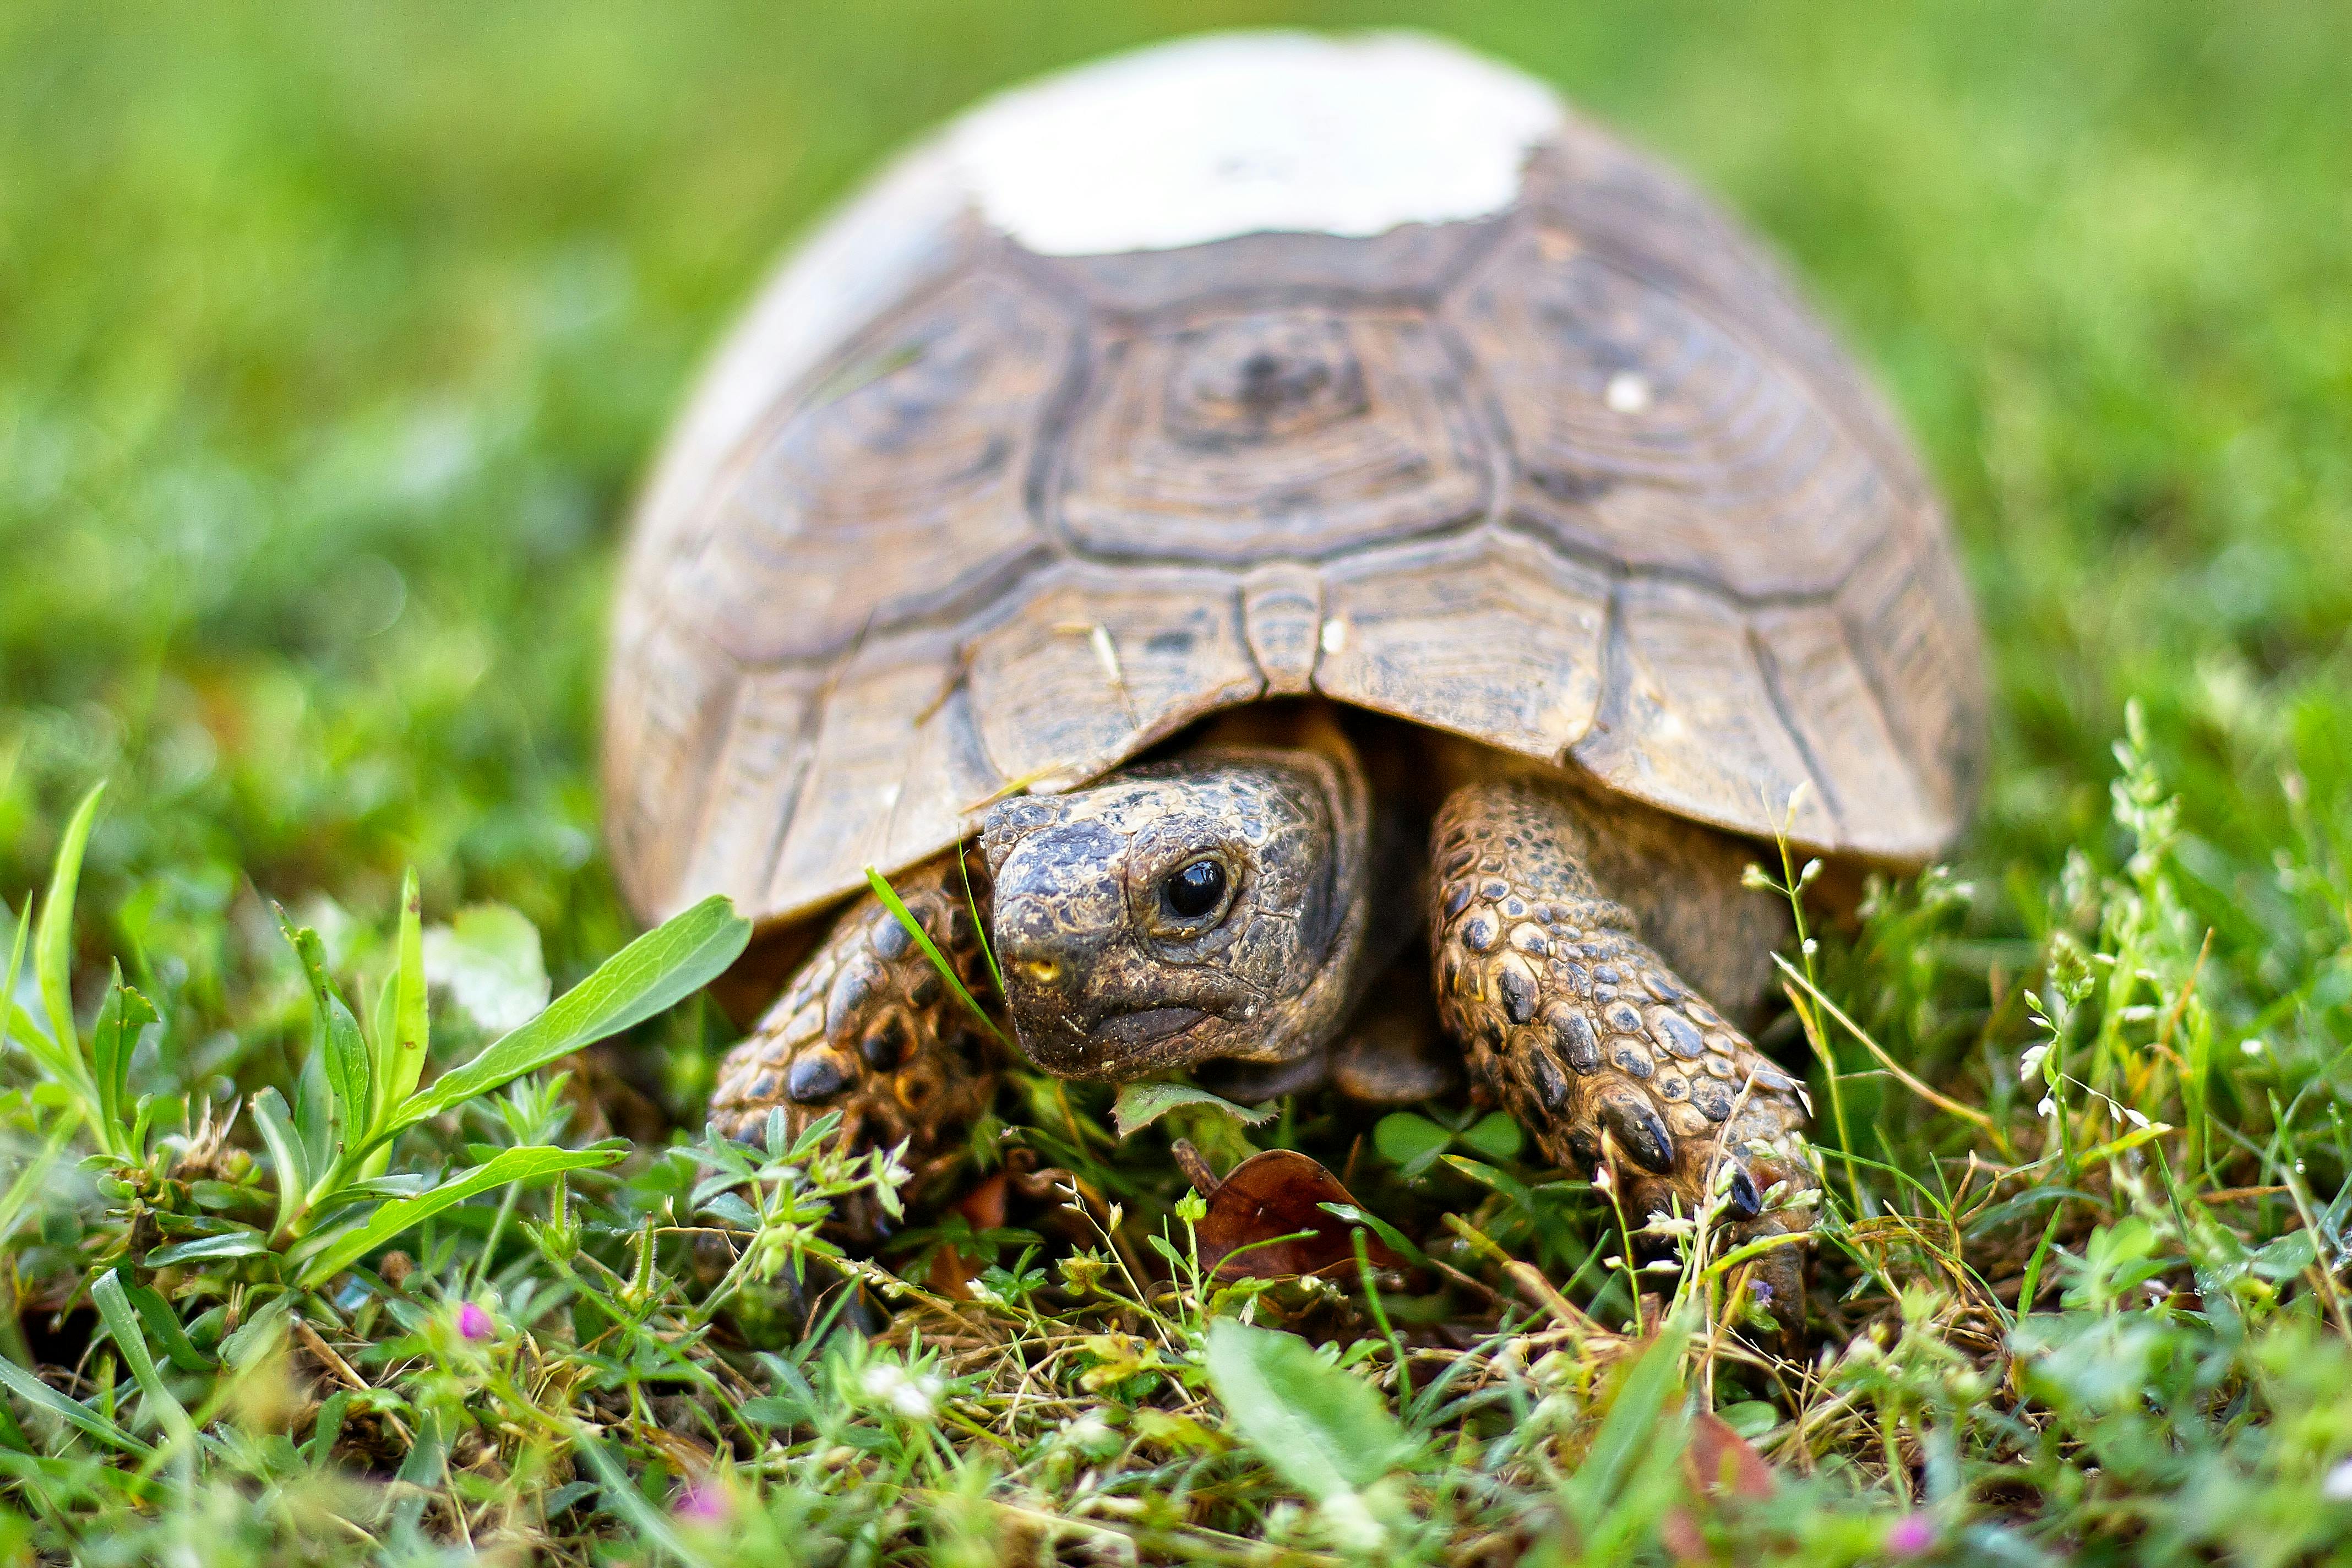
1725,1164,1761,1221
1600,1090,1675,1174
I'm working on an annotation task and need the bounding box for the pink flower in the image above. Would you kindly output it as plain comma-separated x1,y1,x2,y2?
456,1302,496,1342
673,1480,731,1525
1884,1511,1937,1558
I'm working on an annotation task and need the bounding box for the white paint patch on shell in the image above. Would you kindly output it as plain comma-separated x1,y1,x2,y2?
1604,371,1654,415
948,31,1563,257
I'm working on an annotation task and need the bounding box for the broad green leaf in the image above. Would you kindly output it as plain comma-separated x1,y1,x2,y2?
1374,1112,1452,1178
292,1142,626,1285
1317,1201,1429,1267
1457,1110,1525,1163
220,1295,293,1370
89,968,156,1157
0,1353,152,1457
91,1270,192,1442
279,910,368,1153
1204,1317,1411,1504
121,1276,213,1373
1111,1080,1278,1139
2251,1229,2318,1283
422,902,549,1035
1439,1154,1536,1209
249,1087,309,1237
145,1231,269,1267
386,868,430,1113
292,1042,338,1186
568,1425,705,1565
398,896,747,1127
1574,1319,1689,1513
33,781,104,1085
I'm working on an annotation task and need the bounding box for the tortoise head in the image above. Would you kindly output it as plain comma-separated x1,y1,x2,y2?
979,745,1369,1080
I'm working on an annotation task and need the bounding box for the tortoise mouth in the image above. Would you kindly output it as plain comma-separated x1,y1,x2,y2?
1088,1005,1210,1051
1015,1001,1222,1079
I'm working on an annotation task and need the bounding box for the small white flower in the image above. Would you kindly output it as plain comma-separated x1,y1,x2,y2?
861,1363,941,1421
2018,1043,2050,1077
1644,1258,1682,1273
1062,1413,1113,1450
1591,1164,1614,1193
1319,1489,1387,1553
2038,1096,2057,1118
2144,1280,2168,1304
2241,1038,2266,1058
2123,1108,2151,1129
2324,1457,2352,1503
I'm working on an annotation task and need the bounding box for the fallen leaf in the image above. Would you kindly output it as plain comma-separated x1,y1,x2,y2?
1685,1411,1775,1499
956,1173,1008,1232
1662,1411,1777,1564
1196,1149,1406,1280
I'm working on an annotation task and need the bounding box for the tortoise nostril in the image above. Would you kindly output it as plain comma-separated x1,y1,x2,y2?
1020,958,1064,987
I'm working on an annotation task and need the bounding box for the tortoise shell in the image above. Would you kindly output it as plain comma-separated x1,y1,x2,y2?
605,31,1986,929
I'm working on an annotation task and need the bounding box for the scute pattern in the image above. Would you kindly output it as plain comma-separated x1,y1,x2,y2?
1056,309,1489,562
1451,224,1889,598
677,274,1073,667
606,46,1985,930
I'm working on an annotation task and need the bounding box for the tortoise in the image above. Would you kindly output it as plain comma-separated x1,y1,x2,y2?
604,31,1986,1319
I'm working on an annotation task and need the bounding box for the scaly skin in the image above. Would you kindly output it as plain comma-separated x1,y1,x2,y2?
1429,779,1819,1322
708,850,998,1178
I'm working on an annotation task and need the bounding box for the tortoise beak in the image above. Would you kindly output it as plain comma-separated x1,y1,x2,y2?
1091,1005,1208,1050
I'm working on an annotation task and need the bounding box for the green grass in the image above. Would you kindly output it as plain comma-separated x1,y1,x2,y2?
3,1,2350,1562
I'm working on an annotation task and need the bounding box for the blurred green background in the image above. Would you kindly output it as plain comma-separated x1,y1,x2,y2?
3,0,2347,1058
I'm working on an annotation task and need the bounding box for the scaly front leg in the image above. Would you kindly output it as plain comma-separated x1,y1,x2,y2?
710,851,999,1193
1428,780,1818,1325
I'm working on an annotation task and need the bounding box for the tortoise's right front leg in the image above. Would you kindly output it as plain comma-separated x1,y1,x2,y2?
1428,781,1819,1326
709,850,999,1178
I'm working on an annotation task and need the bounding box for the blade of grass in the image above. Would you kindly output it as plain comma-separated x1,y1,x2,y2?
955,845,1007,1000
1775,954,2005,1141
396,896,748,1128
864,864,1007,1050
90,1271,192,1446
0,903,76,1090
0,1112,78,1246
32,781,105,1094
570,1424,713,1567
0,1356,153,1458
291,1143,627,1286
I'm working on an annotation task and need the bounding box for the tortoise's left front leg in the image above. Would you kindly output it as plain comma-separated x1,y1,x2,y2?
1428,780,1819,1325
709,850,999,1188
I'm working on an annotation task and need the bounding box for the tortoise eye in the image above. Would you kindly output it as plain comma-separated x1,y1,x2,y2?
1161,858,1228,921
